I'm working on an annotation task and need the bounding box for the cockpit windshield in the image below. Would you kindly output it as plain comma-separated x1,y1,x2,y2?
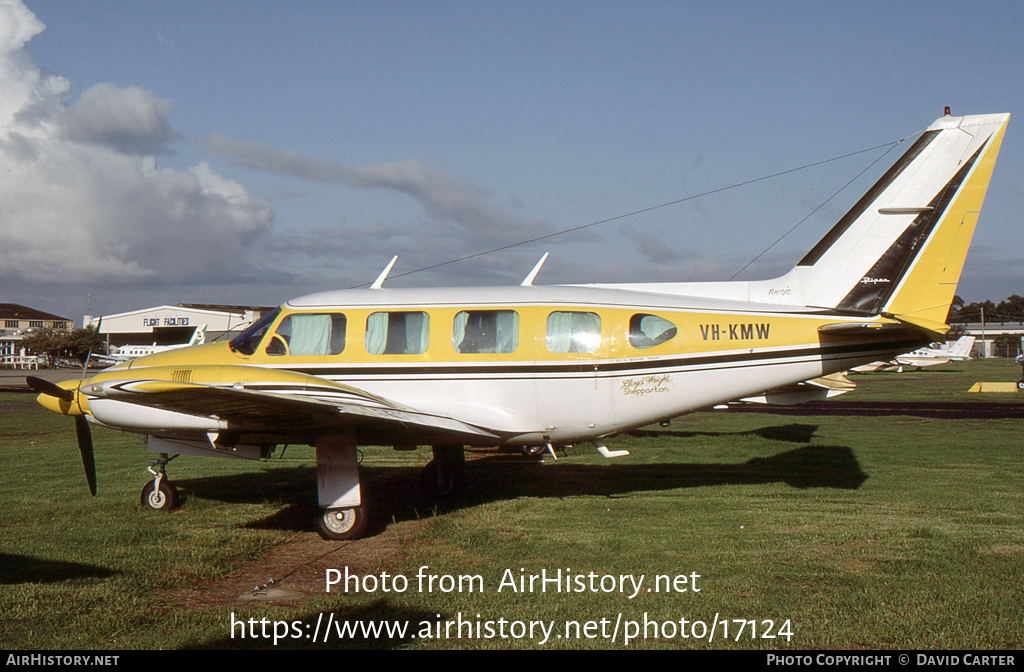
229,307,281,355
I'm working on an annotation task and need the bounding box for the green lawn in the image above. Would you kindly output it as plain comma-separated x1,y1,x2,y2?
1,359,1022,649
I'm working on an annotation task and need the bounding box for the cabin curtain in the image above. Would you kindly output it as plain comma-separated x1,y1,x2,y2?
546,312,573,353
453,312,469,352
289,314,332,356
570,312,601,353
365,312,389,355
547,311,600,353
494,311,519,353
405,312,429,354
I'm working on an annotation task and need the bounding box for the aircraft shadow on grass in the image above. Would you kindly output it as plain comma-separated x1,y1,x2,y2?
172,426,867,537
0,553,118,585
626,422,819,443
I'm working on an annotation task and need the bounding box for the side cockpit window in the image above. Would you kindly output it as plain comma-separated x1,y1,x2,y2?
453,310,519,354
229,308,281,356
266,313,347,356
366,311,430,355
629,313,677,349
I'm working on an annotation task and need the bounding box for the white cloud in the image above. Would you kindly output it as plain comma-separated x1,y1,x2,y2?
196,133,598,290
198,134,557,251
0,0,274,292
63,83,183,155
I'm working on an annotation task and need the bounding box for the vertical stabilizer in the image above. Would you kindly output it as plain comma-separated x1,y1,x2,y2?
949,335,976,359
791,113,1009,320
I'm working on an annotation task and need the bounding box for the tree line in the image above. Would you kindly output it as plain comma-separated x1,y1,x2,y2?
948,295,1024,324
17,326,106,365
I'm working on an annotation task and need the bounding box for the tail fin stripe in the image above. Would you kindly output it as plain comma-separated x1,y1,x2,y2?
836,142,985,314
798,130,939,267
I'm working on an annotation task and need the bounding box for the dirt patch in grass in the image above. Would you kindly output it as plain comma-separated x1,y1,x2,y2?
163,519,426,609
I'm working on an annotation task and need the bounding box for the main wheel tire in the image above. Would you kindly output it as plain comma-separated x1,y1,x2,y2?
316,506,367,541
521,445,545,457
141,479,179,512
1016,379,1024,390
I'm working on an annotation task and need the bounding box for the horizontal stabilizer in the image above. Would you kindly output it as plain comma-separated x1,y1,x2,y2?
818,321,910,336
891,314,950,336
739,373,856,405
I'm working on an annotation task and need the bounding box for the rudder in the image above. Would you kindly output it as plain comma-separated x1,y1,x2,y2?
880,115,1009,324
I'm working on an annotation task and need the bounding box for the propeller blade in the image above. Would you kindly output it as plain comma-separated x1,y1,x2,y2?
75,415,97,496
26,376,75,402
82,316,102,378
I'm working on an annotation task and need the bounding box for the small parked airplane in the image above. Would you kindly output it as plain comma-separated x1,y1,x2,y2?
92,325,207,366
29,112,1009,540
851,335,975,372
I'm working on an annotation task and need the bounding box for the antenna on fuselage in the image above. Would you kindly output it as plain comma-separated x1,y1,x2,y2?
370,256,398,290
520,252,549,287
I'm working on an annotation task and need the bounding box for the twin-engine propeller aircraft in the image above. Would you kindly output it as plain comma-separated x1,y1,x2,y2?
30,112,1009,540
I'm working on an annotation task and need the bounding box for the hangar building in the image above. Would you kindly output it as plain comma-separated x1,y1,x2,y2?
84,303,274,349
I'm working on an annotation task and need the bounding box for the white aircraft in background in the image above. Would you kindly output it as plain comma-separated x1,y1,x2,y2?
851,335,975,372
29,112,1009,541
93,325,207,365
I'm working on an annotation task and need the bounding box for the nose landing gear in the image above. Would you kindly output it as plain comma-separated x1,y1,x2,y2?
141,453,179,512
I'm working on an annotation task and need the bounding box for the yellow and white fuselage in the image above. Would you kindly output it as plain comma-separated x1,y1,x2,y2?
82,286,920,446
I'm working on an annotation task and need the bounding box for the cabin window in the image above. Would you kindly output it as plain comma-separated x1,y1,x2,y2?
453,310,519,354
629,314,677,349
546,311,602,353
266,313,346,356
366,311,430,355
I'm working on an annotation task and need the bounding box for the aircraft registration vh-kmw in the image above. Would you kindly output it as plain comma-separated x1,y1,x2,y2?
30,111,1009,540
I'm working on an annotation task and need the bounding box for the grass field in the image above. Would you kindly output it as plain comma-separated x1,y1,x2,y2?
1,359,1023,649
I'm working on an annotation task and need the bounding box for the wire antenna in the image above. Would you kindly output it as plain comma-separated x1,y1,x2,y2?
349,139,904,288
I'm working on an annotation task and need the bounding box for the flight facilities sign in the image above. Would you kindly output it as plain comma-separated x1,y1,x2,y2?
143,316,191,327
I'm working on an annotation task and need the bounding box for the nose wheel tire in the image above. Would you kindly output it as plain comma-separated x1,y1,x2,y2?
141,479,179,512
317,506,367,541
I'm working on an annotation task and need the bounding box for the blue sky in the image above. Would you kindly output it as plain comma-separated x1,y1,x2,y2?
3,0,1022,322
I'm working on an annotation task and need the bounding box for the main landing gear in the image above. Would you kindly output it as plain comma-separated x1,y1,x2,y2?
421,445,466,499
315,434,366,541
315,441,467,540
141,453,179,512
